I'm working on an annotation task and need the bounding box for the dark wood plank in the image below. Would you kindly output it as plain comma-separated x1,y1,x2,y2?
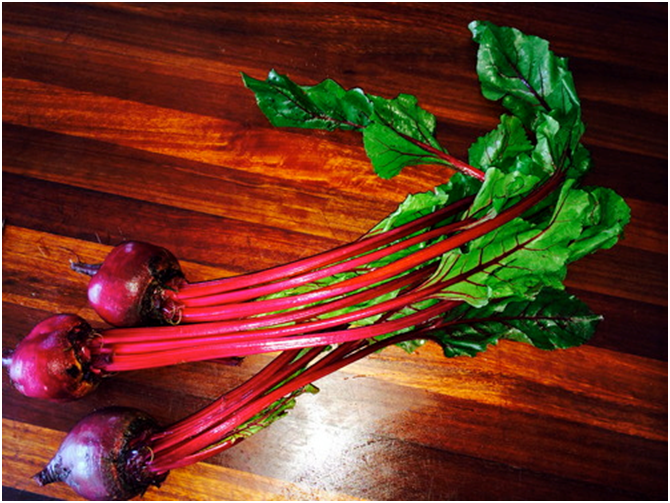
3,3,667,501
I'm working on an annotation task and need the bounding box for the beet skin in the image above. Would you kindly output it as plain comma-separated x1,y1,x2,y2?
3,314,101,401
87,241,185,327
34,407,167,500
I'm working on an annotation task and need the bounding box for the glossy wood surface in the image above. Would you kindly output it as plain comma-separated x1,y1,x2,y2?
2,3,667,501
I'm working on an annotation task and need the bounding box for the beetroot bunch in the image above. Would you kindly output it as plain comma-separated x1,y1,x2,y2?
3,22,630,501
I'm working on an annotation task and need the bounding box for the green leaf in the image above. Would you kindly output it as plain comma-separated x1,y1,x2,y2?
244,71,453,179
367,172,479,236
242,70,373,131
531,111,586,177
469,20,581,130
361,94,448,178
433,288,601,357
566,186,631,262
468,114,533,172
362,122,446,179
464,167,542,220
426,178,623,308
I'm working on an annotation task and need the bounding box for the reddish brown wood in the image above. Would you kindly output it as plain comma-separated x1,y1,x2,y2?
2,3,667,500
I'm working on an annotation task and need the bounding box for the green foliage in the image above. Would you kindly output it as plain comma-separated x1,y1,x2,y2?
469,20,581,130
361,94,449,179
241,70,372,130
243,21,631,357
468,114,534,173
243,71,450,179
429,179,630,308
433,289,601,357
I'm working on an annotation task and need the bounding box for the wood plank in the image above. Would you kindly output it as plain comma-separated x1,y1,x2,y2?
3,3,666,501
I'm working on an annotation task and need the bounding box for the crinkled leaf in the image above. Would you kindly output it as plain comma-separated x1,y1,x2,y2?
433,289,600,357
531,110,587,178
362,122,446,179
361,94,448,178
427,179,619,307
468,114,533,172
466,110,588,224
464,167,542,220
566,186,631,262
242,70,373,131
469,20,581,130
368,94,443,149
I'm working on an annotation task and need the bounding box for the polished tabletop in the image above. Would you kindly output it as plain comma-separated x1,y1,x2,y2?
2,3,667,501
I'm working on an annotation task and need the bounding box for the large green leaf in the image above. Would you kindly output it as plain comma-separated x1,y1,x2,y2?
469,20,581,130
243,71,453,179
361,94,449,179
433,288,601,357
427,178,627,308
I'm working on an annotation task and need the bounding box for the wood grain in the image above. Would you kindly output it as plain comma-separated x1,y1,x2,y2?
2,3,667,501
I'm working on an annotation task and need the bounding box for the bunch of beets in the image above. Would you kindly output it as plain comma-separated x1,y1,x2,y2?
2,21,630,501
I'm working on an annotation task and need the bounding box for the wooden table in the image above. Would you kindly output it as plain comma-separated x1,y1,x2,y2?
3,3,667,500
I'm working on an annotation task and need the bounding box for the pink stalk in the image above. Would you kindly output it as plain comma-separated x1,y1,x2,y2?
150,347,319,454
176,195,475,300
176,221,471,323
101,262,438,345
103,270,446,356
177,217,473,312
171,169,561,324
147,328,438,474
99,299,458,372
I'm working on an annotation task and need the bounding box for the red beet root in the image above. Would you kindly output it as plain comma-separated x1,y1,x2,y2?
34,407,167,501
2,314,102,401
83,241,185,327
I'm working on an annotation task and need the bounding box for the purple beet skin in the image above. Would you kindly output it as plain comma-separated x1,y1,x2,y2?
85,241,186,327
34,407,167,501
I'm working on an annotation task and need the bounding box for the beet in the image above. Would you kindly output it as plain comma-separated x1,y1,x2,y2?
34,407,167,501
2,314,102,401
85,241,185,327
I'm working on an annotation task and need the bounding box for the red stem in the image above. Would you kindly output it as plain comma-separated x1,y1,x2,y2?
176,169,560,324
147,329,435,473
150,347,318,454
99,299,457,372
103,272,442,356
176,195,475,300
100,263,436,346
177,215,474,313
